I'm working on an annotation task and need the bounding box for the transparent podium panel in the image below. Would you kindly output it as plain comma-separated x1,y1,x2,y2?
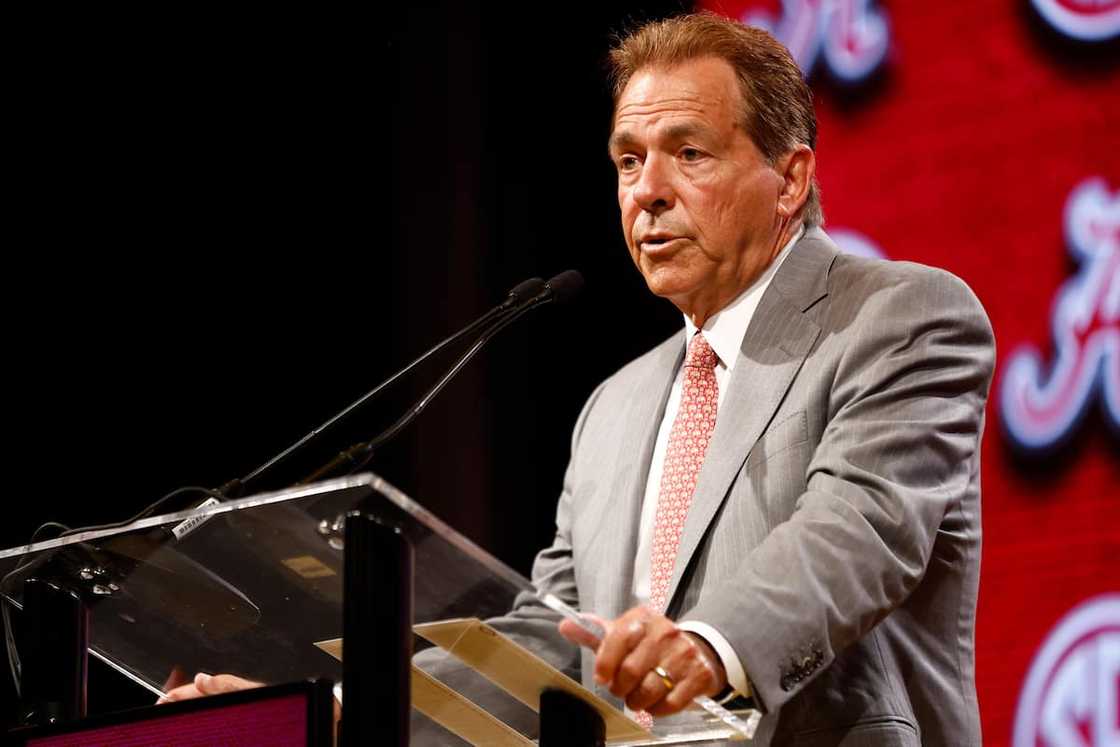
0,473,760,745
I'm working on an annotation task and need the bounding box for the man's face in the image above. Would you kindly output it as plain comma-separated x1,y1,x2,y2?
610,57,787,321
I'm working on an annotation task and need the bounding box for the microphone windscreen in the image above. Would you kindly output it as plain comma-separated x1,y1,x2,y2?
546,270,584,304
508,277,545,302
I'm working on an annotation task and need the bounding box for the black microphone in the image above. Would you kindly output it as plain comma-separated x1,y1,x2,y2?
301,270,584,483
501,276,548,309
215,276,547,498
532,269,584,305
497,269,584,312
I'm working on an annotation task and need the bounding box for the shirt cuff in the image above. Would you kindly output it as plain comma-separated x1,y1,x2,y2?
677,621,751,698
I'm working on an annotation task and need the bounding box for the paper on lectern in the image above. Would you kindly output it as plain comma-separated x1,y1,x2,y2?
315,617,650,744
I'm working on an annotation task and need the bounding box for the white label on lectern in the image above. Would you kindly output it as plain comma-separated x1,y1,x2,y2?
171,497,222,540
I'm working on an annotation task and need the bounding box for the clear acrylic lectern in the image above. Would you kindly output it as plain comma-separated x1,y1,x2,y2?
0,473,760,745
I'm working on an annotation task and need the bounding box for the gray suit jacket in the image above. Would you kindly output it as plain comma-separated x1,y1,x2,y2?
520,227,995,746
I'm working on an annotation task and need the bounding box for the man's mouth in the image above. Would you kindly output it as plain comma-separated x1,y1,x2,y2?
639,235,687,255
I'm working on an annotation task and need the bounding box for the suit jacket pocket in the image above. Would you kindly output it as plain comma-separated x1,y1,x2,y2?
736,409,811,530
743,409,809,473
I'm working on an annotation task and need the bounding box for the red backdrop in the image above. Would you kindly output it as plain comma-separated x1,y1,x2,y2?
695,2,1119,744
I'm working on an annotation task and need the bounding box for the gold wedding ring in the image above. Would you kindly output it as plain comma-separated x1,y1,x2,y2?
653,665,675,692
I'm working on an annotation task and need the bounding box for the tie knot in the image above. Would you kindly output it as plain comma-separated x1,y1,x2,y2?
685,333,719,370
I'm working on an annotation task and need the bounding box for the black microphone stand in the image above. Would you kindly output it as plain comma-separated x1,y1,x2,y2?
302,270,582,483
215,277,545,498
303,297,533,483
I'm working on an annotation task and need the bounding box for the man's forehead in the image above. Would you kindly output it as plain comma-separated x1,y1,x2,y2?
611,58,741,133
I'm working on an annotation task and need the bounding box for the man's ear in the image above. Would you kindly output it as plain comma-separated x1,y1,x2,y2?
776,144,815,218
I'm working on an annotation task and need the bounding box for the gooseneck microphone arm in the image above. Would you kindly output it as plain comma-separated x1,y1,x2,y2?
300,270,584,484
218,276,548,497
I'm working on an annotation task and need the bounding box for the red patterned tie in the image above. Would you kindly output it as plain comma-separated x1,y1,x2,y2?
648,333,720,613
635,333,719,730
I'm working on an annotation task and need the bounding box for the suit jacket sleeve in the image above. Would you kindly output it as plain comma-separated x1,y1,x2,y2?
681,266,996,712
466,377,612,676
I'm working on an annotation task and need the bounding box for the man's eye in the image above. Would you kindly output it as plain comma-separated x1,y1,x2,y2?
680,147,704,162
618,155,641,171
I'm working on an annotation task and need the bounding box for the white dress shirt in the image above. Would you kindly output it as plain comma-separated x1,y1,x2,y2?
630,226,803,698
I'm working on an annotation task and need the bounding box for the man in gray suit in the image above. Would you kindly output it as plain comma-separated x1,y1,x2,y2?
542,13,995,746
167,13,994,746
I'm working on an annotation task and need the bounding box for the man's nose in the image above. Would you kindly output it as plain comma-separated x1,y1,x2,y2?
632,155,675,215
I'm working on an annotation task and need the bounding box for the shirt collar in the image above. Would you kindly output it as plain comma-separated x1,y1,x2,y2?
683,225,804,372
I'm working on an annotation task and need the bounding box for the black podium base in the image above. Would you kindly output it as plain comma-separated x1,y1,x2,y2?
18,577,88,727
539,688,606,747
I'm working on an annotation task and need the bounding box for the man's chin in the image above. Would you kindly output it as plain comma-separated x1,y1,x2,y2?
640,269,697,302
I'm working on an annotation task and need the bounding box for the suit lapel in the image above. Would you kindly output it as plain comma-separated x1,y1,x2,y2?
665,230,838,608
593,334,684,620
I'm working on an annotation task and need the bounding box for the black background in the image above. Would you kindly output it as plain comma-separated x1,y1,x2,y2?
3,1,692,724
